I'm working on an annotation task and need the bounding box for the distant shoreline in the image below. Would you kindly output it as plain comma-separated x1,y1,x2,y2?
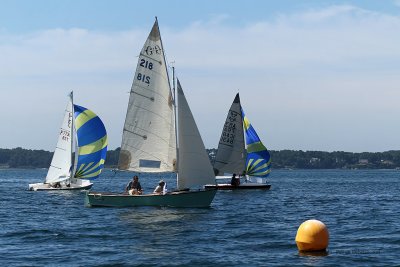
3,147,400,170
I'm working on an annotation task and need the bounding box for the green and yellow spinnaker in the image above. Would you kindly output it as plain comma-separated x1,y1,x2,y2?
73,105,107,179
242,108,271,177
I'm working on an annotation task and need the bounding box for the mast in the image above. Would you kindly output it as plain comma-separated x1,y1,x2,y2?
172,66,179,184
239,96,247,176
157,16,173,98
156,16,179,175
69,91,74,179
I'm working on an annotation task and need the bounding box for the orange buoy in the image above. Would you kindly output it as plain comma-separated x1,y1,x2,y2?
295,219,329,251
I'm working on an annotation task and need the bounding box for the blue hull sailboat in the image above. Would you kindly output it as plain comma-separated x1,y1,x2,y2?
29,92,108,191
205,93,271,190
85,18,216,207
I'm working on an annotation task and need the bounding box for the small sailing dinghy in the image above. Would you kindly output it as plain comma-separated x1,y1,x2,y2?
205,93,271,190
29,92,108,191
85,18,216,208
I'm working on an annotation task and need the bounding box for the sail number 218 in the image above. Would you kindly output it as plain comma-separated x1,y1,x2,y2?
140,59,153,70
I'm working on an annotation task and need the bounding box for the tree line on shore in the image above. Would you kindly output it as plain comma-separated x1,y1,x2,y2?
3,147,400,170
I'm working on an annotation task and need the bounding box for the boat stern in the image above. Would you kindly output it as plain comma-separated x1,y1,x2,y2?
28,183,50,191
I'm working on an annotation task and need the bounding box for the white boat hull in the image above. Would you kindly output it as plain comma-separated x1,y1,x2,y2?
204,183,271,190
28,179,92,191
206,176,271,190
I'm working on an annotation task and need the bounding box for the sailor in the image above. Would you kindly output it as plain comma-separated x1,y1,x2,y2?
153,180,166,194
230,173,240,186
125,175,142,195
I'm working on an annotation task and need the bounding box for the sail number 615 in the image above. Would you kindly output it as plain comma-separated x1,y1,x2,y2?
137,73,150,84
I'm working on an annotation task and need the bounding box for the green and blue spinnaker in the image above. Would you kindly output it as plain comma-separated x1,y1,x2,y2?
241,108,271,177
73,105,108,179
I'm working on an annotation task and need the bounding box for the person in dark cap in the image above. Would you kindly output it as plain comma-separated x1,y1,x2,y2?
230,173,240,186
125,175,142,195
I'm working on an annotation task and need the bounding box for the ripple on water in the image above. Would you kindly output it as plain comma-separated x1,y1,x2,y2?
1,169,400,266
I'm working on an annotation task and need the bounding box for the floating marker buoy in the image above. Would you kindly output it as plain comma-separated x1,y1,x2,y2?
295,219,329,251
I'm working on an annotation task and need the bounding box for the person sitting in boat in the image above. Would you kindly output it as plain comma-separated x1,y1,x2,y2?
125,175,142,195
52,182,62,188
153,180,166,195
230,173,240,186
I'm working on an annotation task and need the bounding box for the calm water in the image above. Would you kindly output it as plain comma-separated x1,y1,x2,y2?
1,169,399,266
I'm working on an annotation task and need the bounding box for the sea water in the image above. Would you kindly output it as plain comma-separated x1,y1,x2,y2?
1,169,399,266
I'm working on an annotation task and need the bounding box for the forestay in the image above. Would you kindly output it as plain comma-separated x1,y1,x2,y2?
118,20,177,173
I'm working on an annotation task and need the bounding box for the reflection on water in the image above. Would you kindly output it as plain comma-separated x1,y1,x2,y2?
298,250,329,266
118,209,211,260
298,250,329,257
119,208,185,225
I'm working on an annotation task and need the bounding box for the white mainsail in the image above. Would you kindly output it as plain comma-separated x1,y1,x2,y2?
45,96,73,183
119,20,177,172
177,80,215,189
213,93,246,175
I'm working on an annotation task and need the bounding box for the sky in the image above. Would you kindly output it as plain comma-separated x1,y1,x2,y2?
1,0,400,153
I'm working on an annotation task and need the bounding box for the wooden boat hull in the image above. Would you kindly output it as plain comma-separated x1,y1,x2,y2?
204,183,271,190
85,189,217,208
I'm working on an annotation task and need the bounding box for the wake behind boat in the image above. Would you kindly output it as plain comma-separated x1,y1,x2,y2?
205,93,272,190
85,18,216,208
29,92,108,191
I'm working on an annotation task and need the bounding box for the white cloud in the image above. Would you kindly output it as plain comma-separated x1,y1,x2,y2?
1,5,400,152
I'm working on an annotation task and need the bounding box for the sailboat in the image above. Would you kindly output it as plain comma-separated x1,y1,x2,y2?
85,18,216,207
204,93,272,190
29,92,108,191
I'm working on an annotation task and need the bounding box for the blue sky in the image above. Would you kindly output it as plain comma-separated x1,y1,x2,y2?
1,0,400,152
1,0,399,32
